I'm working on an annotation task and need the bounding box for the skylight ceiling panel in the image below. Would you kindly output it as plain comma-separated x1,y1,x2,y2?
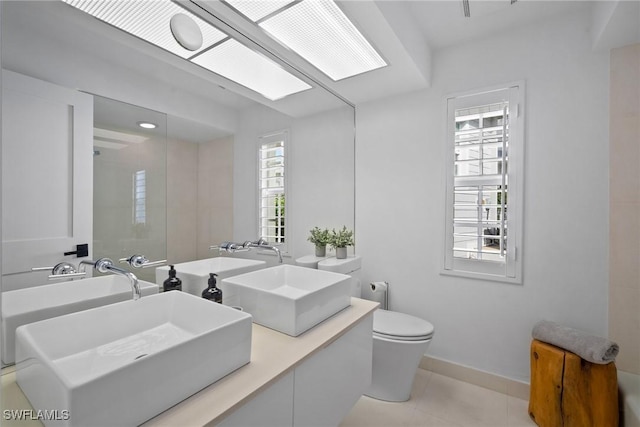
224,0,296,22
258,0,387,81
192,39,311,101
62,0,227,58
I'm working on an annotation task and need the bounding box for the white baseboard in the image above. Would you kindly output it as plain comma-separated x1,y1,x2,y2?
419,355,530,401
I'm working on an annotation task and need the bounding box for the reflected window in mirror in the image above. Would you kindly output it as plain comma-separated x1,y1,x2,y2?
259,130,289,254
133,170,147,225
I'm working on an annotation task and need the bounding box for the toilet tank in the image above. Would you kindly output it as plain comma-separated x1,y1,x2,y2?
295,255,327,269
318,256,362,297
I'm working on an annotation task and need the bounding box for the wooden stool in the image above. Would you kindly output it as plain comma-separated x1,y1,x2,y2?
528,339,618,427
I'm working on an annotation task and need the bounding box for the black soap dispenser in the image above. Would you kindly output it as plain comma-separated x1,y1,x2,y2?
163,265,182,292
202,273,223,303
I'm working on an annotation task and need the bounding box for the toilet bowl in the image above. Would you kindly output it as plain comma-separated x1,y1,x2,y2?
368,309,433,401
311,256,435,402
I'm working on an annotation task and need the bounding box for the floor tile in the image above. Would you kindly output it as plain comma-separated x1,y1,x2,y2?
342,370,536,427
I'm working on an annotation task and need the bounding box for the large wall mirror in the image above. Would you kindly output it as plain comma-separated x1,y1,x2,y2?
0,0,354,363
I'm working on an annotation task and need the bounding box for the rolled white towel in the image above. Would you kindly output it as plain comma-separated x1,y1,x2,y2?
532,320,619,365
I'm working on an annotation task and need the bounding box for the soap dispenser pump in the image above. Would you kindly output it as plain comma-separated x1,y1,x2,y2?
202,273,223,303
163,265,182,292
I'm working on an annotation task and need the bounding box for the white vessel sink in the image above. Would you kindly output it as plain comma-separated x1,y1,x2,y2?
221,265,351,336
155,257,266,296
1,275,158,365
15,291,252,427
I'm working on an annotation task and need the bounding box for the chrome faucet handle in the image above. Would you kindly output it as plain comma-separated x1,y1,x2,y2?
139,259,167,268
32,262,87,280
119,254,166,269
31,266,55,272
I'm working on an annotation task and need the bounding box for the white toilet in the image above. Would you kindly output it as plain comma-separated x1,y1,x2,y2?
309,256,435,402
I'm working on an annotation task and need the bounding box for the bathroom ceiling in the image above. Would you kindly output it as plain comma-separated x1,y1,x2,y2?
406,0,584,50
3,0,630,116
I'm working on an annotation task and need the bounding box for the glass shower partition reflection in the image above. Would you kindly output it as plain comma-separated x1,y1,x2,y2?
92,96,167,283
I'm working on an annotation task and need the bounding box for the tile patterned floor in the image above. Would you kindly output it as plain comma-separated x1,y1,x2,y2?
340,369,537,427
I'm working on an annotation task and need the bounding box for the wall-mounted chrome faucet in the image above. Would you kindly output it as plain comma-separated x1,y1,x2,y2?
80,258,141,300
211,238,283,263
119,254,166,269
243,239,283,263
31,262,87,280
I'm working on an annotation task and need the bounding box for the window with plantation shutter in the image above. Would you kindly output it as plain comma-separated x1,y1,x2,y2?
443,84,524,283
258,131,288,253
133,170,146,225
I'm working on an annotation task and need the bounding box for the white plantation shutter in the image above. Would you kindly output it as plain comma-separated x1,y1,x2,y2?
259,131,288,251
444,85,524,283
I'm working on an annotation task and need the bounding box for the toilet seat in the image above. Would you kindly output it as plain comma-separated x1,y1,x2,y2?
373,309,434,341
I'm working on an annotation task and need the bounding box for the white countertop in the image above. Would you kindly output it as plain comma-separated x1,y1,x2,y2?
1,298,378,427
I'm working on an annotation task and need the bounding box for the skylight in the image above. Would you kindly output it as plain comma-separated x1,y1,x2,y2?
61,0,312,100
225,0,296,22
224,0,387,81
193,39,312,101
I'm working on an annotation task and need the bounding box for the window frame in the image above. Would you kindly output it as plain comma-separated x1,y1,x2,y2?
442,82,525,284
257,129,290,256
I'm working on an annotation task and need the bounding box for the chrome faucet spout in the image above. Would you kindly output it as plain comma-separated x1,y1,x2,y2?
271,245,283,263
82,258,141,300
243,239,283,263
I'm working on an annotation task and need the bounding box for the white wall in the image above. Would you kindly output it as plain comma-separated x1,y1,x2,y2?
233,105,355,265
609,43,640,374
166,138,198,265
196,136,235,259
356,10,609,382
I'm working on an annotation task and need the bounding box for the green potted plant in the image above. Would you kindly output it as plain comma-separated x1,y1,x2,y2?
329,226,354,259
307,227,330,257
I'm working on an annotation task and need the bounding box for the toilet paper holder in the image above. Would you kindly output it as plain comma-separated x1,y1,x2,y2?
366,281,388,310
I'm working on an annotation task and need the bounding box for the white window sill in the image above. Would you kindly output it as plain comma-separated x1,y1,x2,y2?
440,268,522,285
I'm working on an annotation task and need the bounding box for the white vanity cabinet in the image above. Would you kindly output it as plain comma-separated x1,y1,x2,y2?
293,316,373,426
217,372,295,427
218,313,373,427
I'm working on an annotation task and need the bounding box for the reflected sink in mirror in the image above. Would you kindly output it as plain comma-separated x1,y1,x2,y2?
15,291,252,427
155,257,266,296
221,265,351,336
1,276,159,365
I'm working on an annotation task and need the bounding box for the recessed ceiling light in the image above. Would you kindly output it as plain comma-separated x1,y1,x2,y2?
137,122,157,129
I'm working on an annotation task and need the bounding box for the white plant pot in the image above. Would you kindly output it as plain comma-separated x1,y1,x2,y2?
315,245,327,257
336,247,348,259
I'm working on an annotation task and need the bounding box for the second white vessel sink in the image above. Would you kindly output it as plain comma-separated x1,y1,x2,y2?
1,275,158,365
15,291,252,427
221,265,351,336
155,257,266,296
